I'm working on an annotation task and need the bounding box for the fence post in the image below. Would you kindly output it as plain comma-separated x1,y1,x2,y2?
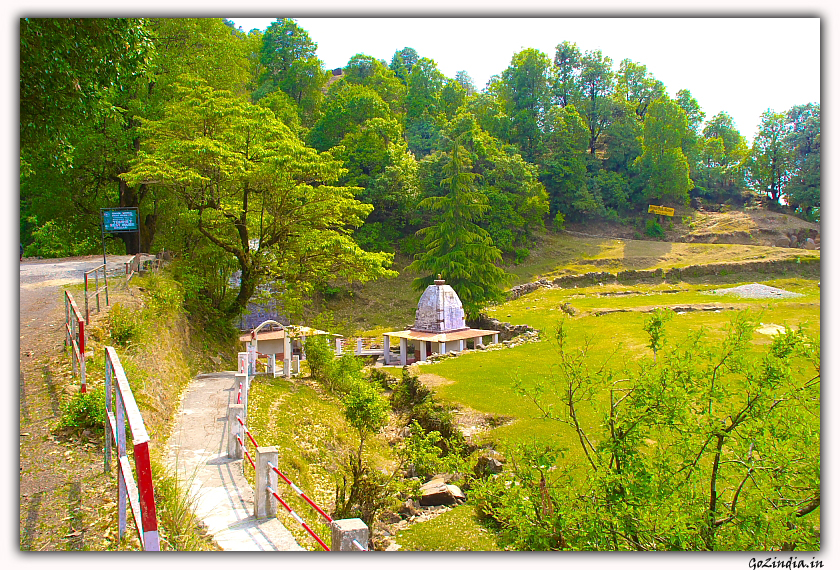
79,318,86,393
254,446,278,519
228,404,245,459
331,518,369,551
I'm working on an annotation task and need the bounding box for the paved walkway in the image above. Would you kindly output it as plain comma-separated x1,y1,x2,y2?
166,371,303,551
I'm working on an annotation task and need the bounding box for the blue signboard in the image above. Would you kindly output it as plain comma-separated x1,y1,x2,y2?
102,208,139,232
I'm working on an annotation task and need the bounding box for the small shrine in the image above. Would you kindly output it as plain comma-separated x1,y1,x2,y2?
383,277,499,366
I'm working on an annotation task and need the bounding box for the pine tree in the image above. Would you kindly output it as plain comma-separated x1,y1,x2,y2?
408,136,510,318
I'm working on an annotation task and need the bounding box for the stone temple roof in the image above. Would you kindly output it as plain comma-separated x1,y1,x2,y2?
411,278,467,333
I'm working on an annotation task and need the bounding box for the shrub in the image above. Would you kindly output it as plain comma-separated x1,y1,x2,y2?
552,212,566,231
56,387,107,431
645,218,665,238
391,369,433,412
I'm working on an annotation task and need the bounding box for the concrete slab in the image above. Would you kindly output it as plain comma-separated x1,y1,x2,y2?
166,371,303,551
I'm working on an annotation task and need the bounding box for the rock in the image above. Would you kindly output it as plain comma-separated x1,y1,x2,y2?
775,236,791,248
804,238,816,250
379,510,402,524
418,477,465,506
400,499,421,517
474,450,506,476
560,302,577,316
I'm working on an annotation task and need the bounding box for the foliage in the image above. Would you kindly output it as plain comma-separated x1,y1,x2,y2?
642,307,673,361
23,217,100,258
391,367,434,412
20,18,152,171
255,18,326,125
483,314,822,551
400,420,445,479
56,387,108,431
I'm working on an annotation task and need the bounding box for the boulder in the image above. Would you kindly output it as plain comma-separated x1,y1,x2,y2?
804,238,816,250
418,477,466,506
775,236,791,248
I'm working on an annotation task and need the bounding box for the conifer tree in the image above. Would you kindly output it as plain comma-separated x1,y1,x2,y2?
409,136,510,318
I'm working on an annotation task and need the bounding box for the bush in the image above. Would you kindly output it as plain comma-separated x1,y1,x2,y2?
56,387,107,431
552,212,566,231
514,247,529,265
645,218,665,238
391,369,433,412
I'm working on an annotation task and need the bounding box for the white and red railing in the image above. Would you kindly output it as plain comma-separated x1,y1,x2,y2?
104,346,159,551
84,264,109,324
64,290,87,393
232,413,334,550
228,374,369,551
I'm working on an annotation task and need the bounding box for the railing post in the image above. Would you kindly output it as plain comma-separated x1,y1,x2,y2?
234,373,248,419
228,404,244,459
79,318,86,393
331,518,369,551
84,273,90,324
105,352,113,472
116,383,127,544
254,446,278,519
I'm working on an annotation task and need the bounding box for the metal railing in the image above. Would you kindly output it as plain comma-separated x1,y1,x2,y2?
63,290,87,393
84,264,109,323
104,346,159,551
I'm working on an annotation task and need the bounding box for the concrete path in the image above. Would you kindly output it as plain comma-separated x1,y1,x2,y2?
166,371,303,551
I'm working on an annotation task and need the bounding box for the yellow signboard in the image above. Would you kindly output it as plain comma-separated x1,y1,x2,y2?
648,205,675,216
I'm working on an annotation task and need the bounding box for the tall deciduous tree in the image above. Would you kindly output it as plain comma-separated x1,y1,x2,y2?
578,49,615,155
123,79,396,315
255,18,327,126
747,110,791,204
498,48,552,162
784,103,820,220
551,41,582,108
695,112,749,204
635,98,693,204
409,137,510,318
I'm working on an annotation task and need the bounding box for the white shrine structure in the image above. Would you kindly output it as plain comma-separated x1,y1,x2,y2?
383,277,499,366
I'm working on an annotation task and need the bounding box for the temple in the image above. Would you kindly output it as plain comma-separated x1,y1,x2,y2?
382,277,499,366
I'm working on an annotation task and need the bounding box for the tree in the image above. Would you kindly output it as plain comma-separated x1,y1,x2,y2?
454,70,477,96
634,98,693,204
255,18,327,125
122,79,396,316
342,53,406,114
551,41,582,108
389,47,420,84
695,112,749,204
404,57,447,157
498,48,552,161
614,59,666,120
538,104,590,218
784,103,820,220
408,136,510,318
578,49,615,155
747,110,791,204
20,18,152,172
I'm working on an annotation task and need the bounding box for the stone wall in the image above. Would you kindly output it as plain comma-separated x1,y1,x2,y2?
506,257,820,302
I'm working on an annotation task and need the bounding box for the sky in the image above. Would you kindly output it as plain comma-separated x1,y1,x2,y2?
229,17,820,141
